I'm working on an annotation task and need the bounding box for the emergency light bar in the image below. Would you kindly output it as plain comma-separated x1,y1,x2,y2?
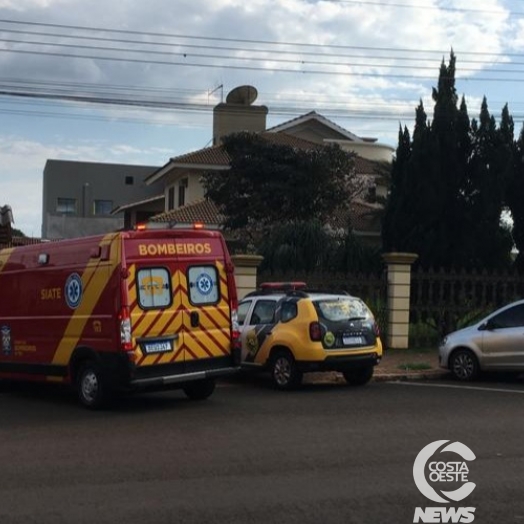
259,282,307,292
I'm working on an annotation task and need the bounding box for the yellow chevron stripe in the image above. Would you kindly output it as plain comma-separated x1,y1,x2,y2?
185,330,228,359
52,233,120,365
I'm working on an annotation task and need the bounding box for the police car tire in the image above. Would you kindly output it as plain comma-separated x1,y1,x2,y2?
183,379,216,401
270,351,302,390
77,361,107,409
343,366,374,386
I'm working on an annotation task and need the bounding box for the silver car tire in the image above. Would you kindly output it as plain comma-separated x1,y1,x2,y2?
450,349,479,381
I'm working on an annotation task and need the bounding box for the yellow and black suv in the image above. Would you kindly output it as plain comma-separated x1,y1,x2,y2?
238,283,382,389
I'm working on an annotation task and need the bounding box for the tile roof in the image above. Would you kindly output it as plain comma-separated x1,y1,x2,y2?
164,132,322,168
110,194,164,215
149,132,382,177
150,199,223,225
150,197,382,235
266,111,366,143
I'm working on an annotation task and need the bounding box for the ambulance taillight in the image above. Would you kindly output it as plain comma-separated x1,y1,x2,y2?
119,308,133,351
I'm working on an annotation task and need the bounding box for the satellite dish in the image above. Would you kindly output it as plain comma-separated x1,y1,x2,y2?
226,85,258,105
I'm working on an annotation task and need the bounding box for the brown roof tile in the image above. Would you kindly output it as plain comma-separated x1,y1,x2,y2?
166,132,321,167
150,199,223,225
150,197,382,235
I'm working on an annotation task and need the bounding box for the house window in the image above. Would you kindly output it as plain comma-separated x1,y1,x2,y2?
56,198,77,215
168,187,175,211
178,178,188,207
125,176,134,185
93,200,113,216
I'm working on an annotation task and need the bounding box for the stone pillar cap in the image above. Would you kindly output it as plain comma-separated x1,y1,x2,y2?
382,252,418,265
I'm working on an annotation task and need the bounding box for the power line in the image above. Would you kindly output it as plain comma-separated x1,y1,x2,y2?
3,46,524,83
5,36,524,74
0,27,519,65
0,17,515,57
331,0,523,17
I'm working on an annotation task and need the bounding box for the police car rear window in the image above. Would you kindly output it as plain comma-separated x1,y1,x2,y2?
314,298,370,322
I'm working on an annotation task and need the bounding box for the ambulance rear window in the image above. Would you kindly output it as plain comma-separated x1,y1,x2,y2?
137,267,172,309
188,266,220,305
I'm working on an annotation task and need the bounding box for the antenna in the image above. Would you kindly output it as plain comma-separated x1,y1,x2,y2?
209,84,224,103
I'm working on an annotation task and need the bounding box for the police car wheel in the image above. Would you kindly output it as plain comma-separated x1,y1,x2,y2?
343,366,374,386
183,379,216,401
77,361,106,409
270,351,302,390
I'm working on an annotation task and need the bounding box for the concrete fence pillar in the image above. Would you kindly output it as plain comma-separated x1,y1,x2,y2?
382,252,418,349
231,254,264,299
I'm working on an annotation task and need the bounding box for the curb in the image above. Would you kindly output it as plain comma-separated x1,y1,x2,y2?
373,370,449,382
303,369,449,385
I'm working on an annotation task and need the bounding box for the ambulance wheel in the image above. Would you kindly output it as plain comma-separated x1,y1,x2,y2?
183,379,216,401
77,361,107,409
270,350,302,390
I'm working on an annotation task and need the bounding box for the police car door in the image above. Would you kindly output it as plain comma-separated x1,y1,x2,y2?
240,298,277,366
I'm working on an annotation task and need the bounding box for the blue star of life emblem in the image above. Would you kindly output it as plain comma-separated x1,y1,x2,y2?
196,273,213,295
65,273,83,309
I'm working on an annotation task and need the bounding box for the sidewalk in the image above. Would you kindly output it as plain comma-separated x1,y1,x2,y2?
303,347,448,385
373,347,448,381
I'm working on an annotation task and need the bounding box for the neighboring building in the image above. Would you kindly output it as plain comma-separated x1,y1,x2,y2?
124,86,391,243
48,85,392,243
42,160,162,239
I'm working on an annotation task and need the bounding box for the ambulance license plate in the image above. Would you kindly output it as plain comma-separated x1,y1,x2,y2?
142,340,173,354
343,335,364,346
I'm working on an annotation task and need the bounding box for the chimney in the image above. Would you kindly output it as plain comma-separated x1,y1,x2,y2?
213,85,268,146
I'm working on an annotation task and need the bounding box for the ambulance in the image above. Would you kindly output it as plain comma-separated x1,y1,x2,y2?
0,228,240,408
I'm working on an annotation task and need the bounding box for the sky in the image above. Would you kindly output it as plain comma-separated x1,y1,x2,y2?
1,0,524,236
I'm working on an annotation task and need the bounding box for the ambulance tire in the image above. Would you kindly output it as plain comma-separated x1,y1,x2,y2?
183,379,216,401
76,360,108,409
270,350,302,390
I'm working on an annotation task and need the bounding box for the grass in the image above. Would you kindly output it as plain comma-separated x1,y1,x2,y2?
385,346,437,372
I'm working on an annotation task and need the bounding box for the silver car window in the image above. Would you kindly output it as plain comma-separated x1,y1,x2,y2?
490,304,524,329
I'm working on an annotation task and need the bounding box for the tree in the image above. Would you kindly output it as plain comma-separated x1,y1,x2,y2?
258,219,336,273
202,132,362,245
382,52,514,269
507,125,524,269
466,100,513,268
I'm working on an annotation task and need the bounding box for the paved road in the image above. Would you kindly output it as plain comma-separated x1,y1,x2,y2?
1,376,523,524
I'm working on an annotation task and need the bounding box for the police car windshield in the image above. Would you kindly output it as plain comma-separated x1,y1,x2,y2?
314,297,370,322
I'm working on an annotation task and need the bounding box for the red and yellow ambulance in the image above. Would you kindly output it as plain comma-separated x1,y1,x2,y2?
0,228,240,408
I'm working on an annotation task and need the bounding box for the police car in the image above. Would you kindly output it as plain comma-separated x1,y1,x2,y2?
238,282,382,389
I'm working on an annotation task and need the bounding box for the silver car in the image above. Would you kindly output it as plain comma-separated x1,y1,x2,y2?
439,299,524,380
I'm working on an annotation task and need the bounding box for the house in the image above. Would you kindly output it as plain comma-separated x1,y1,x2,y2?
42,159,163,239
113,85,392,243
